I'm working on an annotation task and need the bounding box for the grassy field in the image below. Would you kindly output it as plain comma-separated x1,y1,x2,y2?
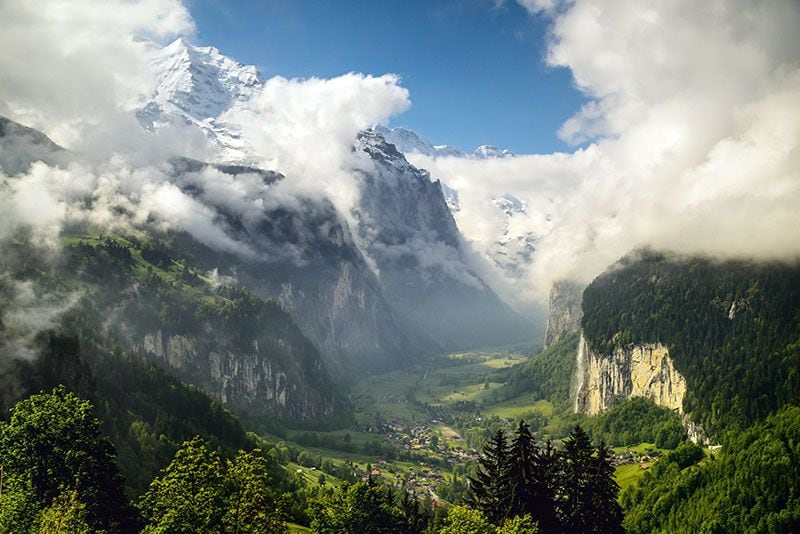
413,352,527,407
482,396,555,419
615,463,648,494
62,233,229,305
612,442,660,455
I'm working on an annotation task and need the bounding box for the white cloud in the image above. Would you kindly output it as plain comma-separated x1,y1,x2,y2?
0,0,194,147
417,0,800,300
221,73,411,220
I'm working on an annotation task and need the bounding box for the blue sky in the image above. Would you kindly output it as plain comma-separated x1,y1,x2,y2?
187,0,586,154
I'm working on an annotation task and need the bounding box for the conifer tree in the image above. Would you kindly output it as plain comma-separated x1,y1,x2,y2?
398,488,430,534
590,442,624,534
468,429,511,524
506,420,556,530
559,425,595,532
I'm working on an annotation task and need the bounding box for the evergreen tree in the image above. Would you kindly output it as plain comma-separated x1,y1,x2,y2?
0,386,138,533
506,421,556,530
467,429,511,524
558,427,623,533
590,442,624,533
558,426,595,533
398,488,430,533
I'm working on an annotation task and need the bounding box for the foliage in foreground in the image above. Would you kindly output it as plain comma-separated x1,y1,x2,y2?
0,387,288,533
468,422,623,534
0,386,139,533
140,438,286,533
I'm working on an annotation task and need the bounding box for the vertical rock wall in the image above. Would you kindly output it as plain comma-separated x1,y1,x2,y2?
573,333,687,416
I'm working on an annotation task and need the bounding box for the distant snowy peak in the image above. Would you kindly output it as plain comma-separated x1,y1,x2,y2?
143,38,262,123
493,194,526,216
369,125,466,158
356,129,420,175
370,125,513,160
136,38,263,162
474,145,514,159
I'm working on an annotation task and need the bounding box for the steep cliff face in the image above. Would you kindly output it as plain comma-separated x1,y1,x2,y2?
580,251,800,434
57,234,350,426
543,281,584,348
573,333,686,416
353,131,532,350
131,326,337,422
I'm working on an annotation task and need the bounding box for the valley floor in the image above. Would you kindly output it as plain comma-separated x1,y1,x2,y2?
272,350,662,503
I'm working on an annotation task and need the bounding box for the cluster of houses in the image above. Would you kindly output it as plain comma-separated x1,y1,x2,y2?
613,449,662,470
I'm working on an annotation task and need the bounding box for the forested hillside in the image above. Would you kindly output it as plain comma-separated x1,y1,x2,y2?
622,406,800,532
500,332,579,412
2,231,351,427
582,251,800,433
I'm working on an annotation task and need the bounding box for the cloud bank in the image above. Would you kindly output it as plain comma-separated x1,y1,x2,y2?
2,0,797,313
412,0,800,299
0,0,411,269
221,73,410,224
0,0,194,148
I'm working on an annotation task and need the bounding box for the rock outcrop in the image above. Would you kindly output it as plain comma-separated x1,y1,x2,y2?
573,333,687,416
133,327,338,422
543,281,584,348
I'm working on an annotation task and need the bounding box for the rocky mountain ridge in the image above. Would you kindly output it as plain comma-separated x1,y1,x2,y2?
354,131,532,350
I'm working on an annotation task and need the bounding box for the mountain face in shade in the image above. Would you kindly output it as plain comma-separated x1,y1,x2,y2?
2,39,534,392
164,158,425,375
353,131,532,350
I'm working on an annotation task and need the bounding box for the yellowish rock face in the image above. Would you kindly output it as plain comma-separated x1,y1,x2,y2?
574,334,687,416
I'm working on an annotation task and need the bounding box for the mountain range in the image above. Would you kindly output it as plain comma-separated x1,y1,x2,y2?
134,37,534,366
0,37,535,428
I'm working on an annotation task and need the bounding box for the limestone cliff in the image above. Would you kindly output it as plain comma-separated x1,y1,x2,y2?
133,327,338,423
573,333,687,416
543,281,584,348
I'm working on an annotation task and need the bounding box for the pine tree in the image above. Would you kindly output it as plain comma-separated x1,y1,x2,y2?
559,425,595,533
506,420,556,530
398,488,430,533
468,429,511,524
590,442,624,534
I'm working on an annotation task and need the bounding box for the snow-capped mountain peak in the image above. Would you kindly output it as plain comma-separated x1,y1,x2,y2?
474,144,514,159
493,193,527,216
369,124,466,158
150,38,262,118
370,125,514,160
136,38,263,162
